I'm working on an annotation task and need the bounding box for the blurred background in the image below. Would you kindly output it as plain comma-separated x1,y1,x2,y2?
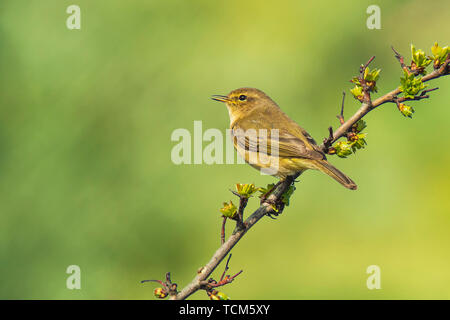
0,0,449,299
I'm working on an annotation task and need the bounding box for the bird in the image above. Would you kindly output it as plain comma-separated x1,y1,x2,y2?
211,87,357,190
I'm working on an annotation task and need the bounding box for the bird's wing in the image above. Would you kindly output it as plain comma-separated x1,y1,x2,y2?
231,118,325,160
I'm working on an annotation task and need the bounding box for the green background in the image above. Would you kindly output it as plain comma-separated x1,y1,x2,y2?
0,0,449,299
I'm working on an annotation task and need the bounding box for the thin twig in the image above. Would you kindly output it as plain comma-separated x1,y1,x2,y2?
337,92,346,124
221,217,227,245
391,46,412,74
220,254,233,282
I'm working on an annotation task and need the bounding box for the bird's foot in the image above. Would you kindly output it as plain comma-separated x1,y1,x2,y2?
262,198,285,219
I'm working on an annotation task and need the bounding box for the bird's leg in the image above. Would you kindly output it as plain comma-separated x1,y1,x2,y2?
262,175,297,218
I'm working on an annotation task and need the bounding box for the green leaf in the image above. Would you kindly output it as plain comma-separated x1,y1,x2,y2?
430,42,449,66
411,44,432,72
364,67,381,82
258,183,275,197
399,70,427,99
353,119,367,133
281,185,296,206
350,133,367,151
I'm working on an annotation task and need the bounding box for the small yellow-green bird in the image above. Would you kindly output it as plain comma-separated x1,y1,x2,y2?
212,87,357,190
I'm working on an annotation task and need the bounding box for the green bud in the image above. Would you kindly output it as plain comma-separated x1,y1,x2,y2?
235,183,258,198
350,85,364,100
398,103,414,118
430,42,449,67
350,133,367,151
220,201,237,218
399,70,427,99
411,44,431,73
334,141,353,158
364,67,381,82
209,291,229,300
154,287,168,299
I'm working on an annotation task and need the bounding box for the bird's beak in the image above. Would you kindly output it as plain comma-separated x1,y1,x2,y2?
211,95,230,103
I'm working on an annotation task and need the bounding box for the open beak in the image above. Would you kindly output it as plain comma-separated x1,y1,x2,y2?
211,95,230,103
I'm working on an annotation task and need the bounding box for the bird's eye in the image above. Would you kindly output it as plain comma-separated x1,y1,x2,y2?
238,95,247,101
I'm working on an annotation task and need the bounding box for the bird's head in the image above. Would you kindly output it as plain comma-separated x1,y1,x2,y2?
212,87,275,123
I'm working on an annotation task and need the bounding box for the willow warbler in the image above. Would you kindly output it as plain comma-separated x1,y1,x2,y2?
212,87,357,190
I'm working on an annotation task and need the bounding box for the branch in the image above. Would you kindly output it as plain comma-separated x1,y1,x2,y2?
320,50,449,149
172,175,296,300
147,44,449,300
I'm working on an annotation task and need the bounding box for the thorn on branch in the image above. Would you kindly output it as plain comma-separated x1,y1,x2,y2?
324,92,354,154
221,216,227,245
337,91,346,124
391,46,404,65
396,87,439,103
322,126,334,153
220,254,233,282
419,87,439,97
360,55,376,78
391,46,412,74
201,254,243,300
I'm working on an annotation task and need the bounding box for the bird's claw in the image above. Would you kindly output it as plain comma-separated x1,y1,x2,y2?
262,198,282,219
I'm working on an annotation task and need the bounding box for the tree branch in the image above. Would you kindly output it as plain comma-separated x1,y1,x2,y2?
172,175,296,300
148,44,449,300
319,53,449,149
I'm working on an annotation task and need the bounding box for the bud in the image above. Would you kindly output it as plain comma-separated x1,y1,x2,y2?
154,287,168,299
430,42,449,68
365,81,376,92
398,103,414,118
399,70,427,99
351,133,367,151
334,141,353,158
209,290,229,300
434,59,441,69
235,183,258,198
350,85,364,101
220,201,237,218
363,67,381,92
364,67,381,82
410,44,431,74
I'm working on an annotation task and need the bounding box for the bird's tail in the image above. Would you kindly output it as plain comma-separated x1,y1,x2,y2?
313,160,357,190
